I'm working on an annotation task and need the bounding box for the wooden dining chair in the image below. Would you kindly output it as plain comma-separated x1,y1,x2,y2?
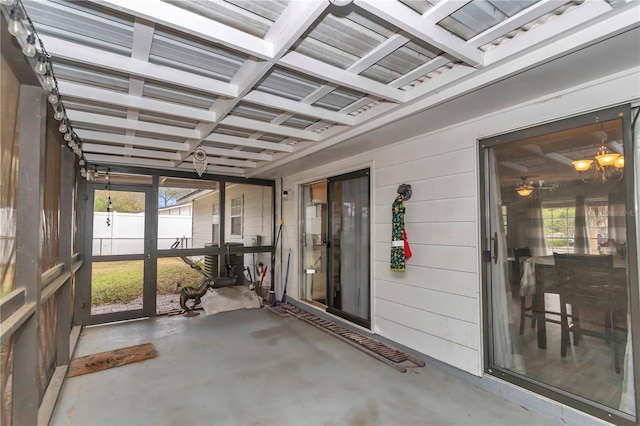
553,253,624,373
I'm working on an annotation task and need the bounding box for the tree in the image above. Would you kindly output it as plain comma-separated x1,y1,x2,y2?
158,187,193,208
94,190,145,213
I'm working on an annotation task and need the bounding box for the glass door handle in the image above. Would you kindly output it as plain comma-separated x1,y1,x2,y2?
493,232,498,264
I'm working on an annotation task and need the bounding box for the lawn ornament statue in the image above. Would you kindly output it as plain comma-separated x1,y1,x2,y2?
178,279,213,317
176,256,240,316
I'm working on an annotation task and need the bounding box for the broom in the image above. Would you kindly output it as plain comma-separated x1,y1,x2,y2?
281,249,291,303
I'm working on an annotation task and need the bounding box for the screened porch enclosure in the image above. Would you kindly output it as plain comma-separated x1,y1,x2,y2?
2,0,640,424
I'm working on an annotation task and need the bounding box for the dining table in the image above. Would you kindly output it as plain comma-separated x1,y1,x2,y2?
519,254,627,349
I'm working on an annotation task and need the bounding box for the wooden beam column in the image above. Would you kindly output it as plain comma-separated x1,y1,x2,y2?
56,147,74,365
12,85,46,426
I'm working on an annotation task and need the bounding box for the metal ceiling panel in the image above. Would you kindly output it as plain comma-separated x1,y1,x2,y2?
11,0,626,178
237,146,265,154
397,0,436,15
440,0,541,41
361,40,444,83
256,68,324,101
134,130,187,143
214,126,257,139
161,0,286,38
225,0,288,22
149,26,246,82
62,98,128,118
23,0,133,55
313,88,367,112
73,123,127,135
137,111,199,129
229,103,284,123
282,115,320,130
293,6,395,70
52,59,130,92
142,80,215,109
258,135,287,143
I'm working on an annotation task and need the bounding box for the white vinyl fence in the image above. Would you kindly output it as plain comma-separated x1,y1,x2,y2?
93,212,192,255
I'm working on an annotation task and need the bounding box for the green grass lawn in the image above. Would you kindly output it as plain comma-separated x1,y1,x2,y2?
91,257,205,305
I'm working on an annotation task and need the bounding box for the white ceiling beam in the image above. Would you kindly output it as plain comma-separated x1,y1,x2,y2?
67,110,200,139
90,0,273,59
468,0,572,48
389,56,452,88
76,130,190,152
265,0,329,57
348,33,411,74
402,62,475,102
205,133,293,153
484,0,613,65
230,59,272,94
58,81,216,123
131,18,155,60
243,91,355,125
82,143,180,161
545,153,574,166
176,0,326,164
41,35,237,98
354,0,484,67
177,163,245,176
94,154,245,175
184,155,257,169
85,153,175,169
279,52,405,103
126,19,155,140
249,5,639,177
422,0,472,24
201,146,273,162
500,161,529,173
221,115,320,141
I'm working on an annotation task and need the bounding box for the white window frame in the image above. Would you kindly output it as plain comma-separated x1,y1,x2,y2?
230,195,243,237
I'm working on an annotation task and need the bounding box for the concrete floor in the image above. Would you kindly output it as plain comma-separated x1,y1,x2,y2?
52,308,561,426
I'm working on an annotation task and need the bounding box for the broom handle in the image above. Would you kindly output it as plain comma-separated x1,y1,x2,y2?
282,249,291,303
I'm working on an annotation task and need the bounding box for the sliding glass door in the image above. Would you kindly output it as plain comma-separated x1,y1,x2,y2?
481,105,638,422
327,169,371,328
300,181,328,307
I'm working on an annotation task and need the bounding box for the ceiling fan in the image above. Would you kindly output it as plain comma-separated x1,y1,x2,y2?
515,177,558,197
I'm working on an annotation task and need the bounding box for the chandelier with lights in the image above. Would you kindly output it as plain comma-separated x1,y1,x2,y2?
572,133,624,183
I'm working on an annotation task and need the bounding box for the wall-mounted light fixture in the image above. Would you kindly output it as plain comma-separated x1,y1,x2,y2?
282,189,292,201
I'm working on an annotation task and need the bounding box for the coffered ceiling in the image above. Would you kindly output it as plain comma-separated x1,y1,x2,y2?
5,0,639,178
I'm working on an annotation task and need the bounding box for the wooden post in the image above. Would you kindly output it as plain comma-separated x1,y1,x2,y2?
12,85,46,425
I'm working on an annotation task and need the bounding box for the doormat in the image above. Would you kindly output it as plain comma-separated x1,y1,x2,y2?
67,343,158,378
278,304,425,373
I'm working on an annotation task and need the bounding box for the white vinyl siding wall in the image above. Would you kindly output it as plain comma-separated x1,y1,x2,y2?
279,69,640,376
225,184,272,245
192,193,215,248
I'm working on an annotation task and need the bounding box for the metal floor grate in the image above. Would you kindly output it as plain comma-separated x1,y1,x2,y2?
276,304,425,373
